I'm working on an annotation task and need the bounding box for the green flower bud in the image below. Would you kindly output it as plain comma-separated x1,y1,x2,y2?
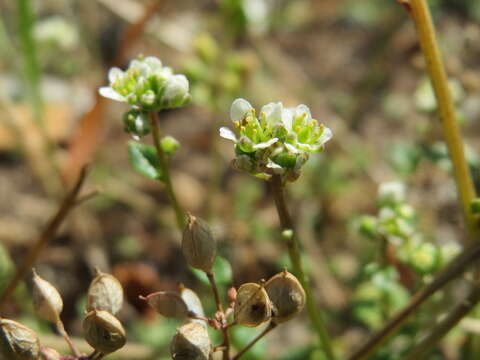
123,109,150,138
0,319,40,360
161,135,180,156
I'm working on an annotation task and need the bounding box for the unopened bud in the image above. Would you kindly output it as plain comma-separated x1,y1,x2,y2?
140,291,189,320
0,318,40,360
40,347,61,360
170,322,211,360
83,310,126,354
227,287,237,304
234,283,271,327
32,269,63,324
87,268,124,315
265,270,305,323
161,74,191,108
182,214,216,273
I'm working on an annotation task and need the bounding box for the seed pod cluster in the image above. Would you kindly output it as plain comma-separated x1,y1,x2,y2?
233,271,305,327
0,318,40,360
83,310,126,354
182,214,217,272
170,322,211,360
32,269,63,324
83,269,126,355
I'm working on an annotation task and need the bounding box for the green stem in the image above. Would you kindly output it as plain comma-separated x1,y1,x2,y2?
348,0,479,358
149,111,186,231
269,175,335,360
405,0,477,234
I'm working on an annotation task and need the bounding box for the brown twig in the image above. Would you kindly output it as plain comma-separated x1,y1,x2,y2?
232,322,277,360
347,240,480,360
0,167,91,308
207,272,230,360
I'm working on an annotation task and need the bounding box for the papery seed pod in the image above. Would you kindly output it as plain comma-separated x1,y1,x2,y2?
170,322,211,360
141,291,189,320
265,270,305,323
40,347,61,360
83,310,126,354
182,214,216,273
180,285,205,320
32,269,63,324
234,283,271,327
87,268,124,315
0,318,40,360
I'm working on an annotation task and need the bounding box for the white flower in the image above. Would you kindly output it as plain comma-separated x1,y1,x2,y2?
163,75,189,102
230,98,253,123
260,102,283,127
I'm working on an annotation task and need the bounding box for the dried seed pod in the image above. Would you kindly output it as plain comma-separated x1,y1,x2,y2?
180,285,205,320
86,268,124,315
32,269,63,324
265,270,305,323
182,214,216,272
0,318,40,360
141,291,189,320
83,310,126,354
234,283,271,327
40,347,61,360
170,322,211,360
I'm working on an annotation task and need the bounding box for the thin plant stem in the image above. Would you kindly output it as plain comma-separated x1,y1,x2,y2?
56,319,81,357
207,271,230,360
401,0,478,234
0,167,91,309
347,240,480,360
269,175,335,360
149,111,186,230
348,0,479,357
232,322,277,360
405,285,480,359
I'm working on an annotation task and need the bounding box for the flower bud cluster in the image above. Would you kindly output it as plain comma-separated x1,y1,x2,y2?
220,98,332,181
356,181,460,276
99,56,191,111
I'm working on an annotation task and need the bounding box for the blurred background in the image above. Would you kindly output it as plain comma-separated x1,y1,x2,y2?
1,0,480,359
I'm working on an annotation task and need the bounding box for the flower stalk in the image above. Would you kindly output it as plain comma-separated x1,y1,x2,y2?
270,175,335,360
149,111,186,230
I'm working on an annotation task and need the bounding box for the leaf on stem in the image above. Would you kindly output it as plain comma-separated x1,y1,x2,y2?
127,141,163,181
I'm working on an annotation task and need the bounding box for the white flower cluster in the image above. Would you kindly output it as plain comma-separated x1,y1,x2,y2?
220,98,332,181
99,56,191,111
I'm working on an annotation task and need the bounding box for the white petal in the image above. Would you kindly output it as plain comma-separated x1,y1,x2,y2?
164,74,189,100
144,56,162,70
261,102,283,126
317,126,333,145
284,143,301,153
266,159,282,169
281,108,294,131
108,67,124,83
230,98,253,123
253,137,278,149
98,87,126,102
219,127,237,141
295,104,312,119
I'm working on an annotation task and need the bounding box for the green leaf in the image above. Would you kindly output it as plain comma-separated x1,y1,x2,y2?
191,256,233,286
127,141,163,180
